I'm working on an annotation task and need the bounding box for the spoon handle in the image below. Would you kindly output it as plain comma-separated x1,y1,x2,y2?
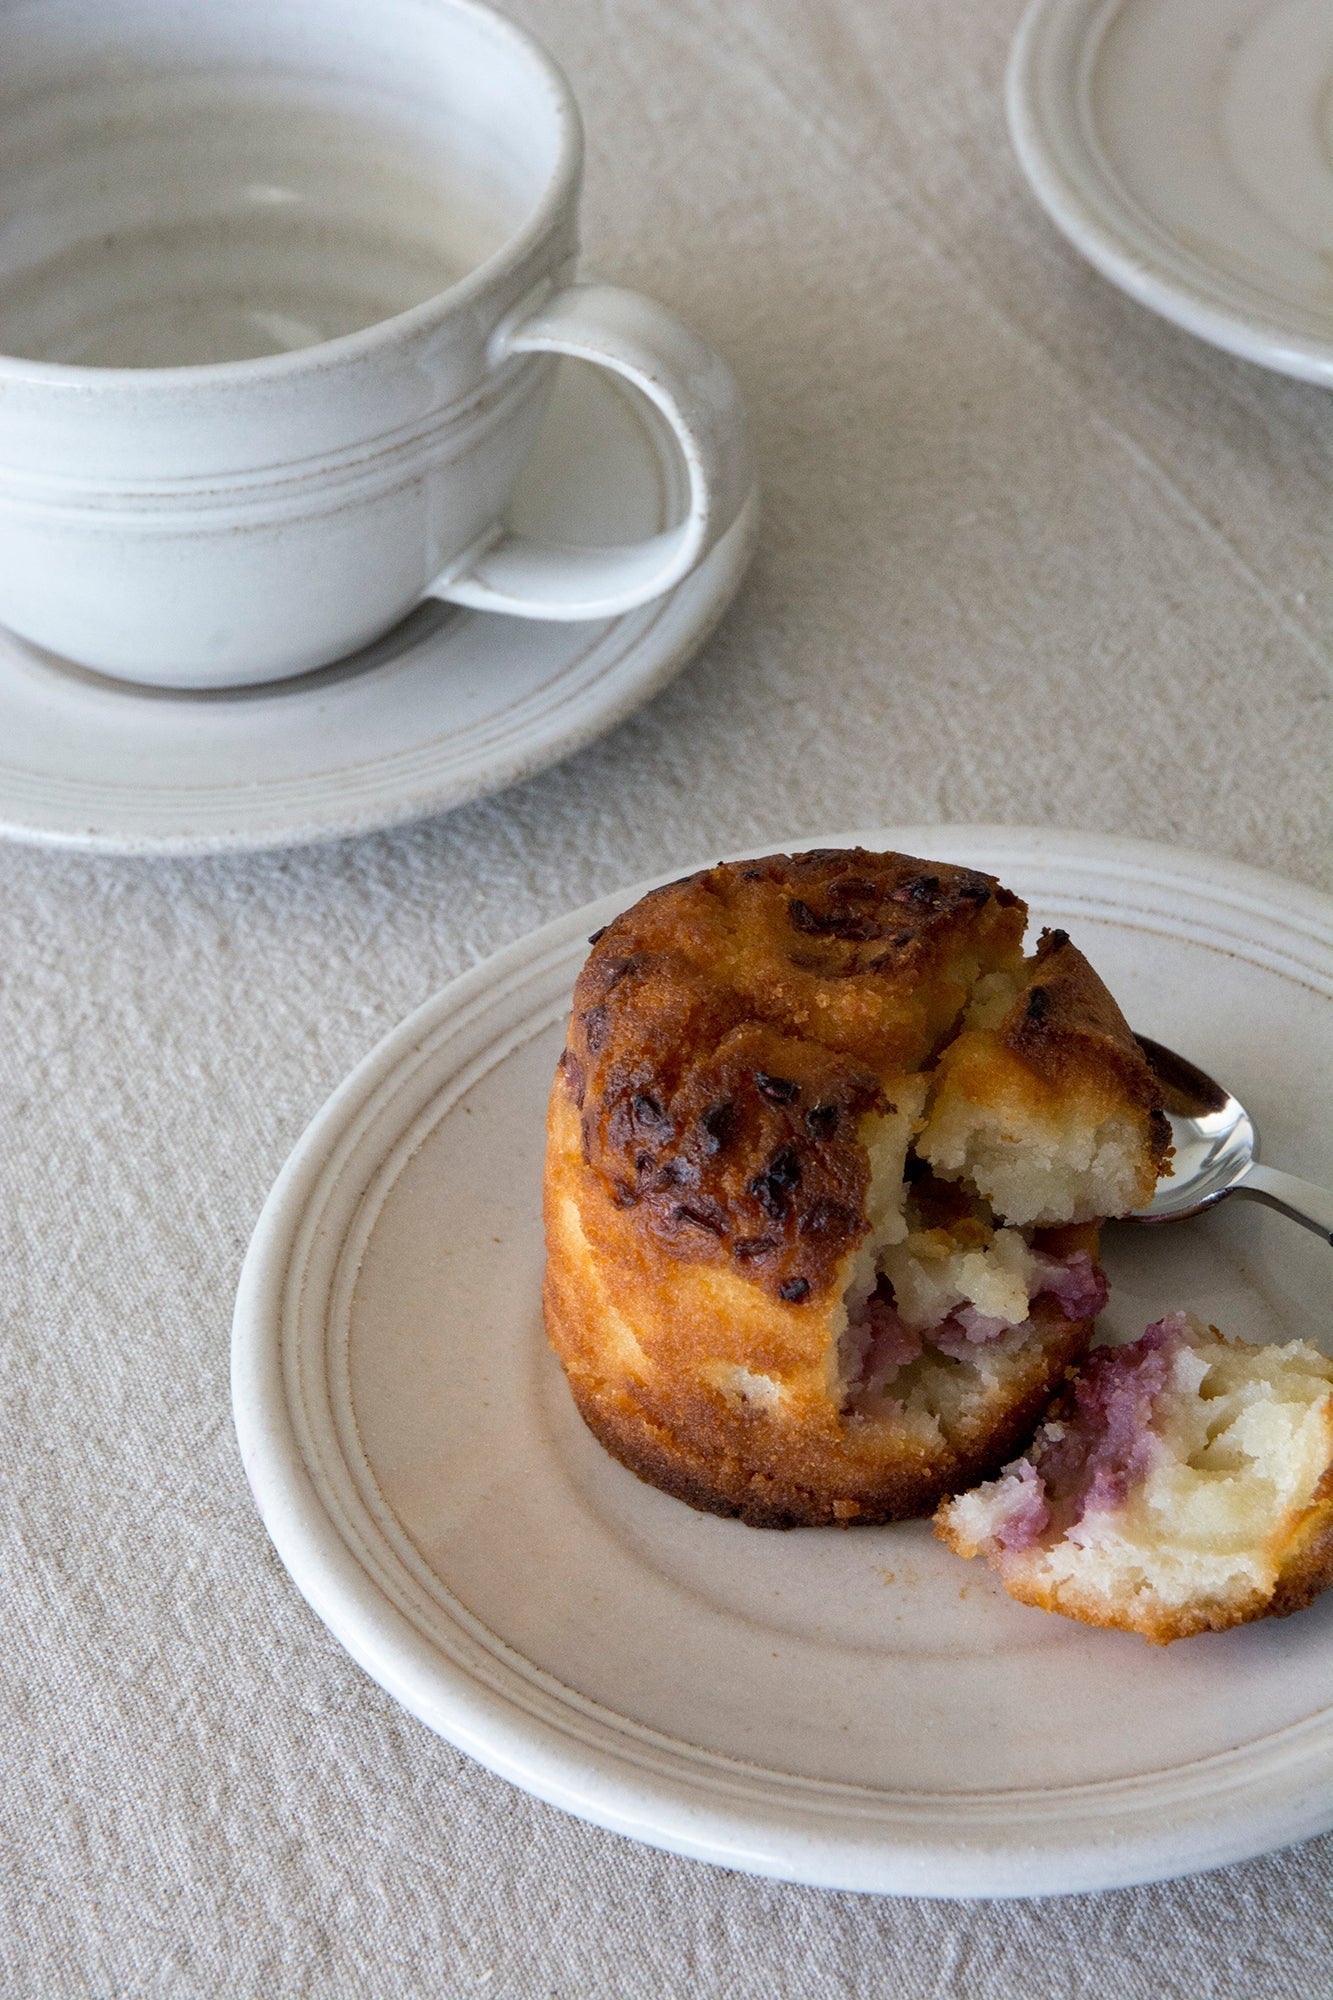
1232,1165,1333,1245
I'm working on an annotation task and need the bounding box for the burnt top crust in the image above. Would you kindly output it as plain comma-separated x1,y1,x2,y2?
560,849,1027,1299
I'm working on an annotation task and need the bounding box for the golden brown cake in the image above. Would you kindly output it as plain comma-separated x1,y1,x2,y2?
935,1314,1333,1643
542,847,1170,1527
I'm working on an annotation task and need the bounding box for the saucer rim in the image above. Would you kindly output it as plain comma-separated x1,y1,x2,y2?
1007,0,1333,387
0,485,758,857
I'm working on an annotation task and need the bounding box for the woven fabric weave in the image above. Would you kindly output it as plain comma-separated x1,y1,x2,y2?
1,0,1329,1991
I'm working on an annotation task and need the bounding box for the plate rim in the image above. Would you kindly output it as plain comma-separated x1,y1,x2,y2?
231,826,1333,1897
1007,0,1333,386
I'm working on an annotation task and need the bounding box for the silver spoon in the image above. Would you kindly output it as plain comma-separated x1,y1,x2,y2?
1129,1035,1333,1244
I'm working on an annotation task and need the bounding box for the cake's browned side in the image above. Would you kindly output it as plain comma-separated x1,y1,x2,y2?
1264,1459,1333,1622
541,847,1148,1530
544,1288,1096,1520
544,1057,1099,1527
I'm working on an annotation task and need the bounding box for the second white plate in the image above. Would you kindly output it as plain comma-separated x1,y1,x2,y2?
1009,0,1333,383
232,827,1333,1897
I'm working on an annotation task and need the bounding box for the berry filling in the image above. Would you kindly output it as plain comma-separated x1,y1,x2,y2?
840,1244,1108,1414
981,1314,1190,1549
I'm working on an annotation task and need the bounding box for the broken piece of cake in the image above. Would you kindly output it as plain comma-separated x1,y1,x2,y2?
542,846,1169,1527
935,1313,1333,1642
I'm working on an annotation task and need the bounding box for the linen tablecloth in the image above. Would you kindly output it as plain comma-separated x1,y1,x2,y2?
3,0,1330,1991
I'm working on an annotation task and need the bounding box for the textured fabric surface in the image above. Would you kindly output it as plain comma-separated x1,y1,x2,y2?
2,0,1331,1993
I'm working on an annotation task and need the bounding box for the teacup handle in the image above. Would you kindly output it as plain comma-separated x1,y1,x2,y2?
427,282,753,620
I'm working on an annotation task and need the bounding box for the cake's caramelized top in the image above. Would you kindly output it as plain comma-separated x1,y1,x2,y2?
561,848,1027,1299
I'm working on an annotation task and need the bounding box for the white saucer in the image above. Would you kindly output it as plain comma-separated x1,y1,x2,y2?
232,828,1333,1898
1009,0,1333,384
0,364,758,856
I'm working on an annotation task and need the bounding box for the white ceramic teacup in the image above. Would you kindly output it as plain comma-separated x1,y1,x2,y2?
0,0,753,688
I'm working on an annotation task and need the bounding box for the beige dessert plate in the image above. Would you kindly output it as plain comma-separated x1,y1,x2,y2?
1009,0,1333,382
232,828,1333,1896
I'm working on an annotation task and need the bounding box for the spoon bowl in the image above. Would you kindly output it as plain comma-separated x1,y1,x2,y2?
1129,1035,1333,1244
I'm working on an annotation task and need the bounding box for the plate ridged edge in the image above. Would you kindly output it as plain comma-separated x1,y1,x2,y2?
1007,0,1333,386
232,827,1333,1896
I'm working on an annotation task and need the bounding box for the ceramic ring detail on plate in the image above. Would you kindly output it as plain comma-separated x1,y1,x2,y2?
232,828,1333,1898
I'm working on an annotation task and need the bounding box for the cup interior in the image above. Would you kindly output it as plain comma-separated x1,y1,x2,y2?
0,0,569,368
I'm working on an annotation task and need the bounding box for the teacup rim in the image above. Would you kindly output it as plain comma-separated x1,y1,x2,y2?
0,0,584,391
